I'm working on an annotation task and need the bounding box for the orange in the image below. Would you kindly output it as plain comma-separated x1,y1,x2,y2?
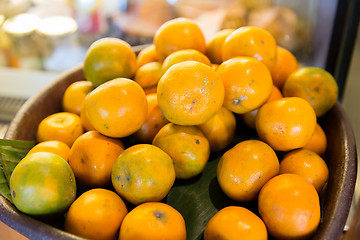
154,17,206,61
111,144,175,205
282,67,339,117
157,61,224,125
222,26,277,70
256,97,317,151
279,149,329,192
83,37,137,87
119,202,186,240
36,112,84,147
270,46,299,90
153,123,210,179
134,62,162,89
62,80,94,115
9,152,76,216
64,188,128,240
258,173,321,239
217,140,279,201
205,28,235,64
84,78,148,138
79,101,96,131
26,140,70,162
162,49,211,74
197,106,236,152
134,93,169,143
68,130,125,187
217,57,273,114
136,44,160,68
204,206,267,240
303,123,327,156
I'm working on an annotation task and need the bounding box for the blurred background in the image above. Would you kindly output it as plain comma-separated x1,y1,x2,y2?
0,0,359,238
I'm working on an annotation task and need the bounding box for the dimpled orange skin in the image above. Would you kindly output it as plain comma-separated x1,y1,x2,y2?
217,57,273,114
206,28,235,64
222,26,277,71
136,44,160,68
303,123,327,156
204,206,268,240
84,78,148,138
256,97,317,152
119,202,186,240
64,188,128,240
154,17,206,61
280,149,329,192
68,130,125,187
258,173,321,240
27,140,71,162
62,80,94,115
157,61,224,126
36,112,84,147
153,123,210,179
111,144,175,205
217,140,279,202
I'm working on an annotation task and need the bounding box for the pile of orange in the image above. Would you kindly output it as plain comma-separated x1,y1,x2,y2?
9,17,340,240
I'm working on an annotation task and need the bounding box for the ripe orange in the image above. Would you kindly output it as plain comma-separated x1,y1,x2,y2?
79,101,96,131
217,56,273,114
258,173,321,239
65,188,128,240
62,80,94,115
256,97,317,151
111,144,175,205
84,78,148,138
217,140,279,201
222,26,277,70
83,37,137,87
136,44,160,68
134,62,162,89
205,28,235,64
26,140,70,162
68,130,125,187
154,17,206,61
204,206,267,240
303,123,327,156
157,61,224,125
119,202,186,240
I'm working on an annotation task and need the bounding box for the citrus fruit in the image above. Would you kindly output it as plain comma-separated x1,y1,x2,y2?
119,202,186,240
204,206,267,240
303,123,327,156
136,44,160,68
256,97,317,151
64,188,128,240
62,80,94,115
217,56,273,114
205,28,235,64
282,67,339,116
36,112,84,147
111,144,175,205
154,17,206,61
79,101,96,131
26,140,70,162
83,37,137,87
9,152,76,216
68,130,125,187
157,61,224,125
217,140,279,201
84,78,148,138
258,173,321,239
134,62,162,89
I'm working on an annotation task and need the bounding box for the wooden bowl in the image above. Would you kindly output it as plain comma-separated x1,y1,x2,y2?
0,64,357,240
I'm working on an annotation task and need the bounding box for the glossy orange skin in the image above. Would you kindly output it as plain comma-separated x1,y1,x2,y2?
36,112,84,147
217,57,273,114
154,17,206,61
157,61,224,125
68,130,125,187
222,26,277,70
198,106,236,152
204,206,267,240
134,62,162,89
83,38,137,87
65,188,128,240
79,101,96,132
84,78,148,138
283,67,339,117
303,123,327,156
119,202,186,240
27,140,70,162
136,44,160,68
280,149,329,192
111,144,175,205
206,28,235,64
62,80,94,115
258,173,321,239
256,97,317,151
153,123,210,179
217,140,279,201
